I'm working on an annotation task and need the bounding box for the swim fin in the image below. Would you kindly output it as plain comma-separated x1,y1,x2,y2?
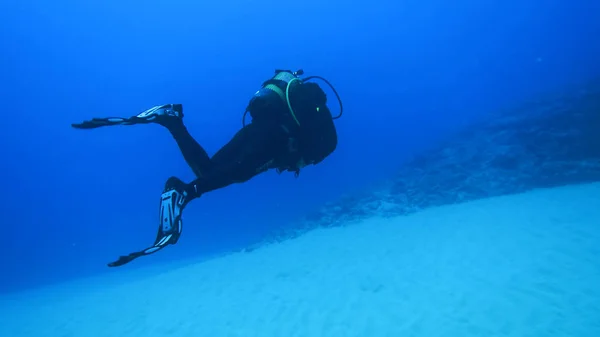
107,177,189,267
72,104,183,129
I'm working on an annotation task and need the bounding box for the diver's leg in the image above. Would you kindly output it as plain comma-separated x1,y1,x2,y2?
107,122,288,267
164,119,213,178
142,104,213,178
187,121,290,196
159,121,289,233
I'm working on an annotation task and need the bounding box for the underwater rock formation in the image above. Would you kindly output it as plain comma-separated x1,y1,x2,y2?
255,79,600,246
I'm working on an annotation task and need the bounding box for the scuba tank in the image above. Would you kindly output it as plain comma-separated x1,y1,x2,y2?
243,69,343,127
243,69,344,175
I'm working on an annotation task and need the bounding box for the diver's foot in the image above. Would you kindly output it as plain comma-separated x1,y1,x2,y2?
158,176,190,245
135,104,184,128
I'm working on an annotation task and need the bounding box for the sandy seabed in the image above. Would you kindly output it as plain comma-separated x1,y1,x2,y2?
1,182,599,337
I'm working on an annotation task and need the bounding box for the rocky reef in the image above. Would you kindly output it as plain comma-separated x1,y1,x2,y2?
254,79,600,246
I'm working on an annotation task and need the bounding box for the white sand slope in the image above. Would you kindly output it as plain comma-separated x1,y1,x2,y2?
1,182,600,337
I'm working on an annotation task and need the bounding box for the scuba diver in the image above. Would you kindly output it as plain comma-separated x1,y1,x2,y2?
72,69,343,267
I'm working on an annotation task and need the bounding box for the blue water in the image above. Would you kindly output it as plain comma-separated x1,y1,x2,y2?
1,0,599,294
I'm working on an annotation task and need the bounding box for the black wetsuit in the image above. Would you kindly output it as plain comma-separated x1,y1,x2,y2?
170,81,338,200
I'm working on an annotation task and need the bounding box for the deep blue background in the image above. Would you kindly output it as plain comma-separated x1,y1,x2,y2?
1,0,599,293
